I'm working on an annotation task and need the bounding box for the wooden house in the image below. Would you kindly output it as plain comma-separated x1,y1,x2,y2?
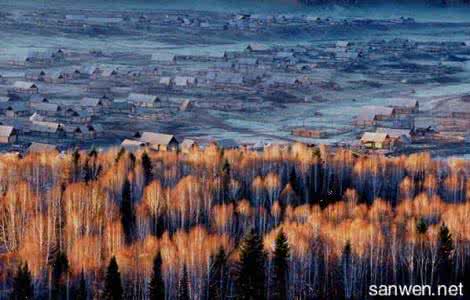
128,93,161,108
138,132,179,151
360,132,391,149
13,81,39,94
0,125,17,144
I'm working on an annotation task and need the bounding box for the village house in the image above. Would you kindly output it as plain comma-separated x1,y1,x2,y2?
180,138,198,153
13,81,39,94
173,76,197,87
386,99,419,114
44,71,66,83
159,76,173,87
0,125,17,144
27,142,59,154
111,99,136,113
376,127,412,144
414,118,438,136
30,102,61,116
246,43,269,52
80,97,104,113
291,127,328,139
29,120,65,137
138,132,179,151
151,53,176,64
120,139,146,151
360,132,391,149
4,103,29,118
127,93,161,108
29,95,49,104
25,70,46,81
65,108,92,123
355,106,396,127
179,99,192,112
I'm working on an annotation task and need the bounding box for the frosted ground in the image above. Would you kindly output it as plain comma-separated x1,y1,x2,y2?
0,0,470,157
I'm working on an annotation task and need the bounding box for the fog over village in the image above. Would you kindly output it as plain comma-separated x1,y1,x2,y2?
0,1,469,299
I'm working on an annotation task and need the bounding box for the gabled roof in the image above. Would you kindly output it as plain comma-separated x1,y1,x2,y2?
181,138,196,149
28,142,59,153
121,139,145,147
14,81,37,89
31,102,60,112
0,125,15,137
360,132,389,143
30,95,49,103
31,121,62,133
385,98,419,108
80,97,103,107
357,106,395,122
128,93,160,104
376,128,412,139
139,132,178,146
246,43,269,51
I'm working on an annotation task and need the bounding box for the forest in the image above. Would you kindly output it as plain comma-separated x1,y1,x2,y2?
0,143,469,299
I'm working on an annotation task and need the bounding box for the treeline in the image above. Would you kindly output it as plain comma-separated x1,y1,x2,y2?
0,143,469,299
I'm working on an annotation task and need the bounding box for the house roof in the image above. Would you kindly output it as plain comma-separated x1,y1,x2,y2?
0,125,15,137
14,81,37,89
128,93,160,104
246,43,269,51
28,142,59,153
139,132,178,146
385,98,419,108
80,97,103,107
181,138,196,149
151,53,175,62
360,132,390,143
31,121,62,133
376,128,412,139
121,139,145,147
30,95,49,103
29,112,44,122
159,77,172,85
357,106,395,122
31,102,60,112
174,76,196,86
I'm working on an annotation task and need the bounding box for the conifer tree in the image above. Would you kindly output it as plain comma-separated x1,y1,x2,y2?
341,241,353,300
51,251,69,300
177,266,190,300
272,230,289,300
437,223,454,284
235,230,266,300
149,252,165,300
103,257,123,300
11,262,34,300
221,159,231,203
75,270,87,300
208,247,228,300
120,179,135,244
141,151,153,186
416,218,428,234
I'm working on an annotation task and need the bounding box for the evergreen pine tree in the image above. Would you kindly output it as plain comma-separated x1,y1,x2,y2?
115,148,125,163
103,257,123,300
11,262,34,300
235,230,266,300
437,223,454,284
149,252,165,300
288,167,302,199
120,179,135,244
141,152,153,186
341,241,353,300
51,251,69,300
272,230,289,300
221,159,231,203
208,247,228,300
177,266,190,300
416,218,428,234
75,270,87,300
